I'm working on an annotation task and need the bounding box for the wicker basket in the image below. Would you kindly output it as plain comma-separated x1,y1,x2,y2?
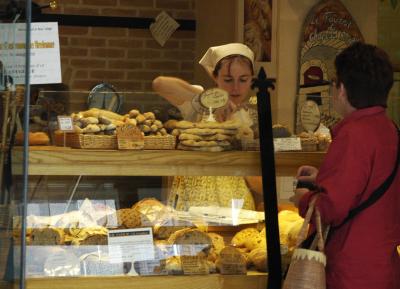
144,135,176,150
117,137,144,150
55,132,117,149
116,124,144,150
241,138,260,151
282,198,327,289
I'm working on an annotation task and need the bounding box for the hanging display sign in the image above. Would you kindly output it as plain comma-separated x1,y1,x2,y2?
0,22,61,85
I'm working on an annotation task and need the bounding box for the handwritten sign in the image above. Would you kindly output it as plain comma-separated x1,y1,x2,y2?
149,11,180,47
218,246,247,275
199,88,229,109
274,137,302,152
300,100,321,132
0,22,61,85
57,116,74,132
181,255,209,275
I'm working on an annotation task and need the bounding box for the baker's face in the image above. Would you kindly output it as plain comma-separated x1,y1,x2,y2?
213,58,253,106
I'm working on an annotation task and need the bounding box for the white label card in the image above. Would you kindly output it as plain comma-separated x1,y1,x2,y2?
149,11,180,47
200,88,229,109
108,228,154,263
274,137,302,152
57,116,74,131
300,100,321,132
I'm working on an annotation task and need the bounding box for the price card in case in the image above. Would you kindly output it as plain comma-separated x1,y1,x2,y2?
274,137,302,152
108,228,155,263
57,115,74,132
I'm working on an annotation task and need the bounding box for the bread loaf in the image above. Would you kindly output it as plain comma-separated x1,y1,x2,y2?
15,131,50,145
248,247,267,272
31,227,65,245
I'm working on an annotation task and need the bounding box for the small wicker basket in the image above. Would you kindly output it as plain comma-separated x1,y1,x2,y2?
55,132,117,149
282,197,327,289
116,124,144,150
144,135,176,150
241,138,260,151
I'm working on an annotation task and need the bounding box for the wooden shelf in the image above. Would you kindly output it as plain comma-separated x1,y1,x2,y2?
21,272,267,289
12,147,325,177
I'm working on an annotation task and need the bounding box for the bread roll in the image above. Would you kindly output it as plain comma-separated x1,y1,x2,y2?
15,131,50,145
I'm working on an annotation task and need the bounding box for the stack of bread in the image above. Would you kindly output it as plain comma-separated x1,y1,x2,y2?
167,120,241,152
71,108,124,135
278,210,304,252
13,215,109,246
230,227,267,272
297,131,319,151
126,109,168,136
70,108,170,137
297,131,331,152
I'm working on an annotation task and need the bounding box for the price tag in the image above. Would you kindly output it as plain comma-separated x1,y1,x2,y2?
57,116,74,132
181,255,209,275
108,228,155,263
218,246,247,275
199,88,229,109
274,137,302,152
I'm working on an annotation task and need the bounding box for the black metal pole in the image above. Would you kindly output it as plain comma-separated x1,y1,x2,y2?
253,67,282,289
20,1,31,289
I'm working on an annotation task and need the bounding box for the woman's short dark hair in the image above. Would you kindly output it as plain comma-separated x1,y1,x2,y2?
335,41,394,108
212,54,254,77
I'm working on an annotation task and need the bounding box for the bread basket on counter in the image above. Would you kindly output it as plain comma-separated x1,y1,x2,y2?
54,132,117,149
55,131,176,150
144,135,176,150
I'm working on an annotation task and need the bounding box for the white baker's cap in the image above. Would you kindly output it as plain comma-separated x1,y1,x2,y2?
199,43,254,76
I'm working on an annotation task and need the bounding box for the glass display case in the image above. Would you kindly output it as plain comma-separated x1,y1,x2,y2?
1,1,29,289
6,89,325,289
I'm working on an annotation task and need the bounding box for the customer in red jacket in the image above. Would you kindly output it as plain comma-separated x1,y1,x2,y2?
290,42,400,289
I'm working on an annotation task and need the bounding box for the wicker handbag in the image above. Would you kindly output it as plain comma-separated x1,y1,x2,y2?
282,197,328,289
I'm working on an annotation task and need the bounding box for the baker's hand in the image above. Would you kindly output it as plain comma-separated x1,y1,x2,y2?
289,188,309,208
296,165,318,183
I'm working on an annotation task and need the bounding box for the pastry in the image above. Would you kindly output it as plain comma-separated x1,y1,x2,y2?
15,131,50,145
248,247,268,272
231,228,260,247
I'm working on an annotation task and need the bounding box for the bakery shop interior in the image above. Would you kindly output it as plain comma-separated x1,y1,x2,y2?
0,0,399,288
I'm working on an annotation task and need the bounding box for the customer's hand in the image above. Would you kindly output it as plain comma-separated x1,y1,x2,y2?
296,165,318,183
289,188,309,208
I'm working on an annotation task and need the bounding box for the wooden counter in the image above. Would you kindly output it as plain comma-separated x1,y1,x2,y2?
12,147,325,177
19,272,267,289
9,147,325,289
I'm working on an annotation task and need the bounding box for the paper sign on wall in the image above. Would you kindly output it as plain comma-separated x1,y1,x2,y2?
0,22,61,85
150,11,180,47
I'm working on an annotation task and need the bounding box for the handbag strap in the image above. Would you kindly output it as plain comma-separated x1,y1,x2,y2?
295,196,317,247
309,208,330,252
333,126,400,230
295,196,327,252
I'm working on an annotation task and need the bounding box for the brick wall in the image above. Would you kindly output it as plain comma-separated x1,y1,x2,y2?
35,0,196,95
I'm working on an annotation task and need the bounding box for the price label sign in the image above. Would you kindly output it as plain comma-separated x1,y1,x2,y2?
273,137,302,152
57,116,74,132
300,100,321,132
108,228,155,263
199,88,229,109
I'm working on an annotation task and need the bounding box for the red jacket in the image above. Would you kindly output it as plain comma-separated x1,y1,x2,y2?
299,106,400,289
